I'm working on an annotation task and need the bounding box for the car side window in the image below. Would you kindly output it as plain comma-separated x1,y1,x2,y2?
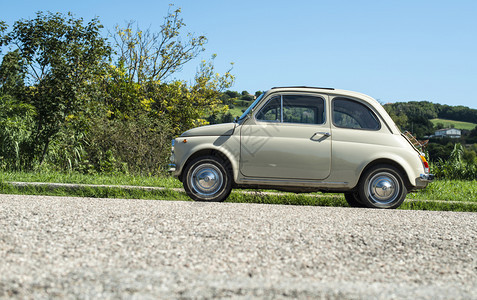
256,96,281,122
256,94,325,124
333,97,381,130
283,95,325,124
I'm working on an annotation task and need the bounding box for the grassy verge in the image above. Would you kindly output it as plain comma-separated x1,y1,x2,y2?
0,181,190,201
407,180,477,202
0,171,182,188
1,171,476,212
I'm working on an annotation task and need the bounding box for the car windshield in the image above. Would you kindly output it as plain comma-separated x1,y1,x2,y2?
238,93,264,121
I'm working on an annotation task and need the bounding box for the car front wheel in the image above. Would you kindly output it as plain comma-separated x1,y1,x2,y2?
358,164,407,209
183,156,232,202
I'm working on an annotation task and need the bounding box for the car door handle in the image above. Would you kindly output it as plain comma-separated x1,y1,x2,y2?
310,132,331,141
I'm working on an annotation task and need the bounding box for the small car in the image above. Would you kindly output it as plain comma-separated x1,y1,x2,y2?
169,86,434,209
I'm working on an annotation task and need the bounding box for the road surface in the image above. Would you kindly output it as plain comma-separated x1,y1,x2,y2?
0,194,476,299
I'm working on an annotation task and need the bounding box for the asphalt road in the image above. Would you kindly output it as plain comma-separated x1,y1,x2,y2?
0,194,476,299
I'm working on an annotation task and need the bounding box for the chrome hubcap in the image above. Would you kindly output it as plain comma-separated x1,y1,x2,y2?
190,163,223,197
368,172,399,205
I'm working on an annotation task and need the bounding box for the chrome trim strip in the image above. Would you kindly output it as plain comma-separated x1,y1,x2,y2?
241,177,347,185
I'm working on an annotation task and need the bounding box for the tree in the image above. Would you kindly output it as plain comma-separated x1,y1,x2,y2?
0,8,235,173
111,5,207,84
470,126,477,137
384,101,435,137
107,5,234,133
0,20,7,54
225,90,240,98
0,50,25,95
148,56,234,135
1,11,111,165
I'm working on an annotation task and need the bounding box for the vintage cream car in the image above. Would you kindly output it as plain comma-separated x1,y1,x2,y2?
169,86,434,209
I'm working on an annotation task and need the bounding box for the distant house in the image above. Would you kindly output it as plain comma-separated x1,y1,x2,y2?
434,128,461,138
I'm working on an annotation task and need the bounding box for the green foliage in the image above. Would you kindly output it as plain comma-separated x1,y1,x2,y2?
111,5,207,83
384,101,436,137
439,105,477,123
0,20,6,51
384,101,477,138
149,56,234,134
0,181,189,202
0,170,182,188
0,50,25,95
82,114,172,175
225,90,240,98
109,6,234,134
101,63,144,118
409,179,477,202
0,20,6,33
0,7,236,175
432,144,477,180
2,11,111,166
1,173,476,212
206,111,234,125
0,95,36,170
430,118,477,131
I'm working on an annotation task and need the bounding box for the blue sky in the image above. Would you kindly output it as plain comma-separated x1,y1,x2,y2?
2,0,477,108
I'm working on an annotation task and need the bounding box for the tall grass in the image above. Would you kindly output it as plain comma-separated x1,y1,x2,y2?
0,95,36,170
431,143,477,180
408,180,477,202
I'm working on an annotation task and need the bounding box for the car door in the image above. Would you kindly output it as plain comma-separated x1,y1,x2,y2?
240,93,331,180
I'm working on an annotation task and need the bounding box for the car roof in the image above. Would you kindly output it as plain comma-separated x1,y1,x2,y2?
269,86,372,100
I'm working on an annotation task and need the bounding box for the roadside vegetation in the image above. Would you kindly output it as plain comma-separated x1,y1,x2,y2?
1,171,476,212
0,6,476,212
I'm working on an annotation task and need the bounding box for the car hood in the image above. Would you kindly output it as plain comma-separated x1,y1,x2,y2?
181,123,236,137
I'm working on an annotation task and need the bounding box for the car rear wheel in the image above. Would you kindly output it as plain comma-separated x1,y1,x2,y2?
183,156,232,202
358,164,407,209
344,192,367,208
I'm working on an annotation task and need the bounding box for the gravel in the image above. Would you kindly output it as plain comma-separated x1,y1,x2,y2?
0,194,476,299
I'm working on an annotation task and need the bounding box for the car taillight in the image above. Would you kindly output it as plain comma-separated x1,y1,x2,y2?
420,155,429,174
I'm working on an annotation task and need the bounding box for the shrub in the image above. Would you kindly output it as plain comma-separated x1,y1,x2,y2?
83,114,172,175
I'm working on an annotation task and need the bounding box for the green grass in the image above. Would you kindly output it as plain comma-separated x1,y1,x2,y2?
0,181,190,201
228,105,248,118
1,171,476,212
430,118,477,130
0,171,182,188
407,180,477,202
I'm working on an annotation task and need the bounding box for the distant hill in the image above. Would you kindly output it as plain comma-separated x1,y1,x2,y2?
383,101,477,137
430,119,477,131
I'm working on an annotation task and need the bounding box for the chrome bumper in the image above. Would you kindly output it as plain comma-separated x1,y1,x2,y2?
420,174,435,181
168,163,176,173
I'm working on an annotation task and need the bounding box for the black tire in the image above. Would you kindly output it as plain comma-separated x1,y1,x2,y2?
344,192,367,208
358,164,407,209
183,156,232,202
